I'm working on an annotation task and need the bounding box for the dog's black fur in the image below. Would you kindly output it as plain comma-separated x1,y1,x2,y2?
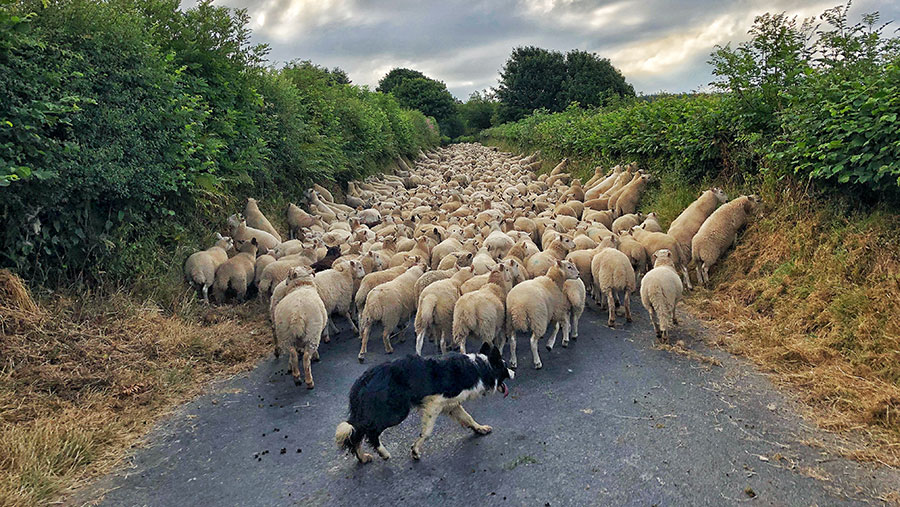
336,343,512,462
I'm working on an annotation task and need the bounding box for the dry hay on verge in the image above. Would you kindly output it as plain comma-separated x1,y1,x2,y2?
684,186,900,467
0,270,272,506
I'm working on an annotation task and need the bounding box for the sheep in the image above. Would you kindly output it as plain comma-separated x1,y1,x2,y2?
614,173,652,217
631,224,693,290
314,260,367,343
590,236,636,328
358,263,426,362
484,228,515,259
435,250,474,271
211,238,258,303
668,187,728,257
355,257,420,314
245,198,282,242
640,212,662,233
184,233,233,304
564,277,586,339
692,195,760,285
227,214,279,253
414,266,476,355
506,260,581,369
525,236,575,278
257,253,315,299
565,248,597,294
611,213,644,234
451,263,515,354
253,253,277,288
640,249,683,343
273,266,328,388
287,203,319,239
617,232,649,277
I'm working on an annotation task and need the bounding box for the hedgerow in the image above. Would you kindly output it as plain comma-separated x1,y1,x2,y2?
0,0,439,286
484,3,900,196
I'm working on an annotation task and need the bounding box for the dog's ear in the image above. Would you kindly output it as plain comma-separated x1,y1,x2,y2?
479,342,492,356
489,346,502,364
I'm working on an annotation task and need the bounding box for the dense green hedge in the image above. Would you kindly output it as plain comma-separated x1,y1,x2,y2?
484,5,900,195
0,0,439,285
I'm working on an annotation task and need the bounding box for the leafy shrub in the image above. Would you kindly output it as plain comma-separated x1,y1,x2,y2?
0,0,439,287
486,2,899,195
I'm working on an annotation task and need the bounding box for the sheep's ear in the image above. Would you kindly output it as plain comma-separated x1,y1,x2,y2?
216,232,223,240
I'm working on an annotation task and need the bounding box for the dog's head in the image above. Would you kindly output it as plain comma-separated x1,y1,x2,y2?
478,342,514,397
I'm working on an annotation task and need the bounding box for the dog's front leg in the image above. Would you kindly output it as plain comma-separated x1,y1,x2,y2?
411,400,442,460
448,404,492,435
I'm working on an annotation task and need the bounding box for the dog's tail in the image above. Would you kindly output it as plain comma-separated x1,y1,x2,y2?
335,421,356,450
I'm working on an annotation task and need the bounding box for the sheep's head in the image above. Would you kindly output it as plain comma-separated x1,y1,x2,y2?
558,260,580,280
653,249,674,268
349,260,366,279
745,194,761,213
558,236,576,251
287,265,314,282
712,187,728,203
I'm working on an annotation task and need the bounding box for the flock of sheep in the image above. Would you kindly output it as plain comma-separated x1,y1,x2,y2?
184,144,759,388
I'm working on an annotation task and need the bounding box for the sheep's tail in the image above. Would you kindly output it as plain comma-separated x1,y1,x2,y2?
414,295,436,335
507,299,530,333
335,421,356,450
649,284,673,332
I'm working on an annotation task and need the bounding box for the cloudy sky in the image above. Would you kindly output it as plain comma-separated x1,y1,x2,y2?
196,0,899,99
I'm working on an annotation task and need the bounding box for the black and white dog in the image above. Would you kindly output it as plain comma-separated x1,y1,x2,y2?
335,342,514,462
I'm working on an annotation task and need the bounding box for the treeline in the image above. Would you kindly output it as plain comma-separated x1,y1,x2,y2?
378,47,634,140
484,5,900,195
0,0,440,285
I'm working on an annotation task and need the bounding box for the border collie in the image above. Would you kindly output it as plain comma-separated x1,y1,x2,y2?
335,342,514,462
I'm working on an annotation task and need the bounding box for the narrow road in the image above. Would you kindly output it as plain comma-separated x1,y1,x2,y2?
78,302,899,506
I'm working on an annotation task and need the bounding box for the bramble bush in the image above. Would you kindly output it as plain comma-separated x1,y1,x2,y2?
0,0,439,286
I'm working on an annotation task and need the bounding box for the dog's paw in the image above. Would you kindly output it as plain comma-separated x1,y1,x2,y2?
357,355,366,363
358,453,373,464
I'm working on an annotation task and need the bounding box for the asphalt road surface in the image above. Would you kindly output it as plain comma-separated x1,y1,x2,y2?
78,301,900,506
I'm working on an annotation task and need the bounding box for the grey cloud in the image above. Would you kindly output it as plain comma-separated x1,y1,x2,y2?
203,0,900,99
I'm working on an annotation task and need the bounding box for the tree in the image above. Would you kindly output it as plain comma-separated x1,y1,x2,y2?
495,46,566,123
561,50,634,107
458,90,498,134
329,67,351,85
495,46,635,122
376,68,427,93
391,77,457,120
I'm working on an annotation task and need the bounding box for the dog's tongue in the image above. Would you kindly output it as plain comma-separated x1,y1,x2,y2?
500,383,508,398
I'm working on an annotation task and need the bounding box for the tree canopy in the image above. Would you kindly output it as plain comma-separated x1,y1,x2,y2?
496,46,634,123
376,68,428,94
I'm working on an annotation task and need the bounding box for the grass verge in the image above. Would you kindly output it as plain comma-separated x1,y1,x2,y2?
0,270,272,505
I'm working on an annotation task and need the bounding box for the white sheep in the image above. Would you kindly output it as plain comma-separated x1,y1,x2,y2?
668,187,728,257
314,260,367,343
227,214,279,253
590,236,636,328
211,238,258,303
273,267,328,388
357,263,426,362
414,267,476,355
184,233,233,304
452,263,515,354
506,260,580,369
245,198,282,242
692,195,759,285
640,249,683,343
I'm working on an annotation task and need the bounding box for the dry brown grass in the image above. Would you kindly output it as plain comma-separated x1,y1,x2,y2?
0,270,272,506
685,185,900,466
